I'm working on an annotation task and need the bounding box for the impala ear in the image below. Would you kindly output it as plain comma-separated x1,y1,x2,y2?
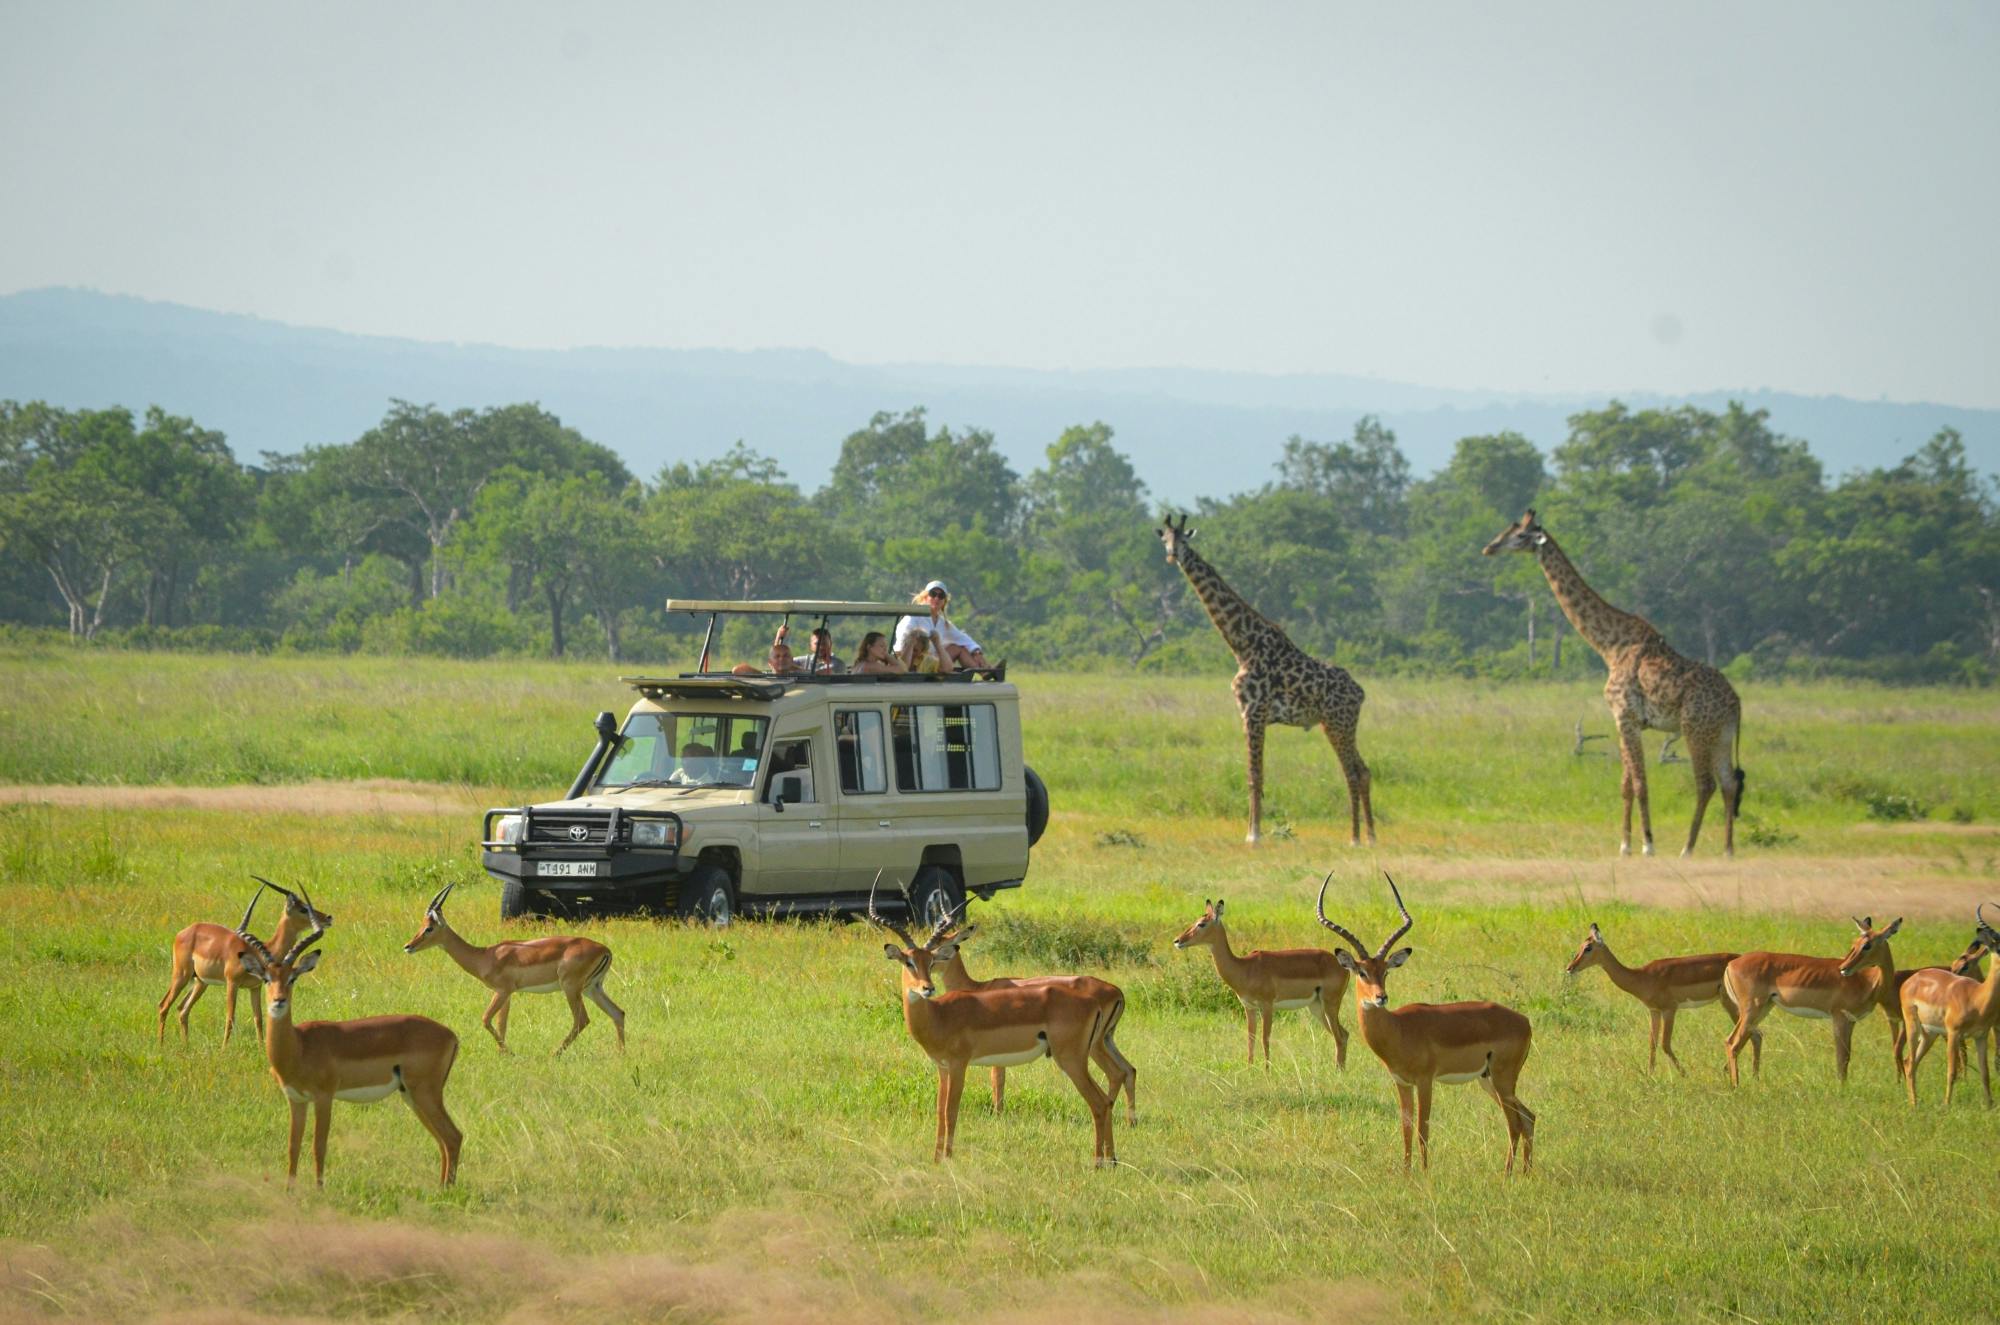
239,948,270,980
1334,949,1357,972
1385,947,1413,969
1883,917,1903,937
1588,922,1602,940
294,950,323,978
882,943,903,963
1214,899,1225,917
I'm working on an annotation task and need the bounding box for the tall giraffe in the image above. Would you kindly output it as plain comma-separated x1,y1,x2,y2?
1484,510,1744,857
1158,514,1375,845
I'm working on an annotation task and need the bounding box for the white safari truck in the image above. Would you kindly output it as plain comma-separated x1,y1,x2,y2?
480,599,1049,926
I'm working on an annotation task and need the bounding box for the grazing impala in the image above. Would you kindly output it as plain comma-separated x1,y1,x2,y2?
235,887,463,1187
1317,873,1535,1174
403,882,624,1055
1564,922,1754,1075
1172,895,1349,1068
157,877,333,1045
868,880,1119,1166
1722,916,1901,1086
929,909,1137,1124
1899,905,2000,1108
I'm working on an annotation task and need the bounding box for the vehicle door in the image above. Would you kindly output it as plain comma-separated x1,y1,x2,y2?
753,723,837,898
831,705,898,889
886,699,1016,884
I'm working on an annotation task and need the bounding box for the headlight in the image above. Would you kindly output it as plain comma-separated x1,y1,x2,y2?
631,820,677,848
493,814,524,845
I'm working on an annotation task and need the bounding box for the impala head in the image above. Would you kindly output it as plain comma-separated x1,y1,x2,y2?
1950,936,1990,978
1316,871,1414,1009
250,874,335,933
1157,512,1197,565
1974,901,2000,955
1564,922,1607,976
403,881,460,953
236,883,328,1020
1481,509,1547,557
1835,914,1903,978
1171,898,1226,950
865,872,964,1001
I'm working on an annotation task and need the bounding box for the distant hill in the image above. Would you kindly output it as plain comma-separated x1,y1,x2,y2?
3,287,1992,500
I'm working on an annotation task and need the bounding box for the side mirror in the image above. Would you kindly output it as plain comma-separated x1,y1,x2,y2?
774,774,804,807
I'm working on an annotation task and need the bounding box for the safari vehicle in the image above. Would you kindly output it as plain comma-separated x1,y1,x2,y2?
480,599,1050,925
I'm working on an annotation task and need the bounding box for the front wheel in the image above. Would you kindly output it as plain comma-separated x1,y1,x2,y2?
677,864,735,926
499,877,538,921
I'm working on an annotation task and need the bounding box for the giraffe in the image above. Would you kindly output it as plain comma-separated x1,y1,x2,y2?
1158,513,1375,846
1483,510,1744,857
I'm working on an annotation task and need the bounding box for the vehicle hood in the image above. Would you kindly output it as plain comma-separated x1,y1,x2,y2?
543,787,756,812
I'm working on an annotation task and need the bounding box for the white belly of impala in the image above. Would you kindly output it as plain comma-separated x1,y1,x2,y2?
334,1080,401,1104
1272,996,1316,1011
971,1044,1049,1068
516,980,562,995
1677,995,1718,1008
1782,1006,1834,1021
1435,1069,1486,1085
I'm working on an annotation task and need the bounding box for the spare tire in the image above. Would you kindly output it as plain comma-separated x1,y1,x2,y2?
1024,764,1050,846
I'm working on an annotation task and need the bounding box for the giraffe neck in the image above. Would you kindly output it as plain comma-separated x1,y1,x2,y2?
1174,543,1279,661
1534,535,1654,658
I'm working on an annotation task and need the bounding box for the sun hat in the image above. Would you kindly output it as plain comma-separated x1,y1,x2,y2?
922,579,948,596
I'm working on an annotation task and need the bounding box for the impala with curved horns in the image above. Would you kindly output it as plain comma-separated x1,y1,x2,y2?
1721,916,1901,1086
928,901,1137,1124
869,875,1119,1166
403,882,624,1055
1172,894,1349,1068
1318,872,1535,1174
1898,903,2000,1108
236,886,463,1187
157,876,333,1045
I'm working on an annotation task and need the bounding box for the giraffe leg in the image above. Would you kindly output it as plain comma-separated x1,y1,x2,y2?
1718,720,1741,858
1681,728,1717,858
1243,714,1266,845
1323,722,1373,848
1614,713,1651,856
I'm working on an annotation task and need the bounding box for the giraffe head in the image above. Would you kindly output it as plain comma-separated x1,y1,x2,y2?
1482,509,1547,557
1157,513,1197,565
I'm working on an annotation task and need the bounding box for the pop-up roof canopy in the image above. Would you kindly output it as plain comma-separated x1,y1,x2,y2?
664,598,921,675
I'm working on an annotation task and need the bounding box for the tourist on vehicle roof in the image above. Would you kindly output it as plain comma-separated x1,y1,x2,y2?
894,580,989,671
807,626,845,675
853,630,907,674
765,625,804,676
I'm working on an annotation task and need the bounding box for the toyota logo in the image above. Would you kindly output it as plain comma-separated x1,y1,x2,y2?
568,824,589,842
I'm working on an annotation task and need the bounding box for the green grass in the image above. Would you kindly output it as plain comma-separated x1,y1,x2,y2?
2,651,1998,1322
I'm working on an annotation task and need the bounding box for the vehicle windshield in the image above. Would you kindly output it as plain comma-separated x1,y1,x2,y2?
595,711,769,790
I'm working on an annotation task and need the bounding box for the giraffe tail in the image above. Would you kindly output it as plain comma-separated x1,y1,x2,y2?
1732,722,1747,813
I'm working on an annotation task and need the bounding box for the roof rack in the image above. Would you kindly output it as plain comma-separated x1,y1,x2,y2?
664,598,919,672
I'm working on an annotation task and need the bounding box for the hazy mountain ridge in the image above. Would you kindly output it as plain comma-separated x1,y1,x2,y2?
3,287,1992,497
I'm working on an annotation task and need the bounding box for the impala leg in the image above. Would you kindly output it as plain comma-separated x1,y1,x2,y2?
553,987,591,1056
402,1082,463,1186
943,1062,967,1160
481,989,511,1052
1053,1048,1115,1167
1316,994,1349,1068
1832,1017,1855,1084
1724,994,1769,1086
1944,1030,1964,1109
1415,1080,1434,1172
1977,1034,1992,1109
1259,1001,1274,1065
223,980,241,1046
1394,1083,1415,1170
177,979,207,1040
1659,1008,1687,1077
585,980,626,1050
286,1098,307,1187
1903,1011,1924,1106
1647,1010,1660,1072
1243,715,1265,846
1908,1026,1938,1104
157,962,194,1043
1243,1003,1257,1065
1089,1003,1136,1125
990,1067,1006,1113
246,978,265,1041
1324,723,1373,847
311,1098,332,1188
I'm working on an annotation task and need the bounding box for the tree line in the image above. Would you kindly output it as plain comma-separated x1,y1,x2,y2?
2,397,1995,683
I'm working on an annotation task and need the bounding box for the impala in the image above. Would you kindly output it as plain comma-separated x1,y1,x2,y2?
1564,922,1754,1075
1722,916,1901,1086
1171,895,1349,1068
868,880,1119,1166
235,887,463,1187
1317,873,1535,1174
157,876,333,1045
1899,904,2000,1108
929,907,1137,1123
403,882,624,1055
1890,937,1992,1074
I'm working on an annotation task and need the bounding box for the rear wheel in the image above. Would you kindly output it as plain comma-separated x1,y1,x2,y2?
908,865,966,934
677,864,735,926
1024,765,1050,846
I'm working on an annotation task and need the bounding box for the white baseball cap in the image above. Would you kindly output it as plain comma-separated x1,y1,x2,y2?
922,580,948,596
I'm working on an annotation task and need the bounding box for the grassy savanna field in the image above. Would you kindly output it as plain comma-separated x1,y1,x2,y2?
2,649,1998,1323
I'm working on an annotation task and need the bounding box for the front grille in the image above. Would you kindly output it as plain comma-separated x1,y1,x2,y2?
528,813,614,846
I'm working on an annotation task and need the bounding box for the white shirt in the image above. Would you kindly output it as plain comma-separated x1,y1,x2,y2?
894,611,979,654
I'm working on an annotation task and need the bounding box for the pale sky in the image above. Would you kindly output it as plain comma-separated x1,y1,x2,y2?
4,0,1996,406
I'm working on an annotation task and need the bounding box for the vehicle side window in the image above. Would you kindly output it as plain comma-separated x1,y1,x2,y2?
762,737,817,805
890,703,1001,792
835,710,887,794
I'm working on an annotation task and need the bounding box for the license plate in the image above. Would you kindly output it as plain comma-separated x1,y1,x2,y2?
536,861,603,878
